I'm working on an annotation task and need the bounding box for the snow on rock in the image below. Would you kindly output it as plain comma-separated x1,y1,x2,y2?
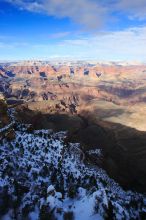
47,185,55,194
88,149,103,157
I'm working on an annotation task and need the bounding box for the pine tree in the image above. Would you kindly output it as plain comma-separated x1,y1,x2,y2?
105,201,115,220
63,211,74,220
39,205,56,220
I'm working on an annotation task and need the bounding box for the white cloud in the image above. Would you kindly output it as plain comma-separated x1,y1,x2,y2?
116,0,146,20
0,41,30,49
48,31,71,39
1,26,146,61
58,26,146,61
6,0,107,29
6,0,146,29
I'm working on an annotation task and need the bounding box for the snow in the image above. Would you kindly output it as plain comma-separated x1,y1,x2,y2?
0,121,14,134
55,192,62,199
63,194,102,220
47,185,55,194
0,110,145,219
88,149,103,157
46,195,56,208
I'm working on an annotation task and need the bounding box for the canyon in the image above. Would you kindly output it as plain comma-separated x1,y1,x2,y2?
1,61,146,192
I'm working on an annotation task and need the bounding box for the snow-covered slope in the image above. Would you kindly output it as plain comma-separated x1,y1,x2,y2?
0,113,146,220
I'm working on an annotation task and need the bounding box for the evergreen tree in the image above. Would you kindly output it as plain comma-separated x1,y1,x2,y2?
105,201,115,220
39,205,56,220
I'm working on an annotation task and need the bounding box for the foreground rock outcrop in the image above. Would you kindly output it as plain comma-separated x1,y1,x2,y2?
0,120,145,220
0,93,15,140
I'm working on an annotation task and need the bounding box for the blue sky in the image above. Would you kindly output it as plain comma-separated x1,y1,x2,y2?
0,0,146,61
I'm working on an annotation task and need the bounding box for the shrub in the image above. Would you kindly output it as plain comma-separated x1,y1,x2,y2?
39,205,56,220
63,211,74,220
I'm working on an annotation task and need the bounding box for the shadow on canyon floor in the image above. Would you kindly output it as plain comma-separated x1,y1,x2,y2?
15,106,146,193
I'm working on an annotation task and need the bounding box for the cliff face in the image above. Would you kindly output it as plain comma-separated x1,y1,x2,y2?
0,94,15,140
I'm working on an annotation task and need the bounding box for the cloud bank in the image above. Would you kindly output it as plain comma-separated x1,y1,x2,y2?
117,0,146,20
6,0,146,29
59,26,146,60
1,26,146,61
7,0,107,29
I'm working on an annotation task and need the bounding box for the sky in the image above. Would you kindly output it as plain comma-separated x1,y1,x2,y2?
0,0,146,61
